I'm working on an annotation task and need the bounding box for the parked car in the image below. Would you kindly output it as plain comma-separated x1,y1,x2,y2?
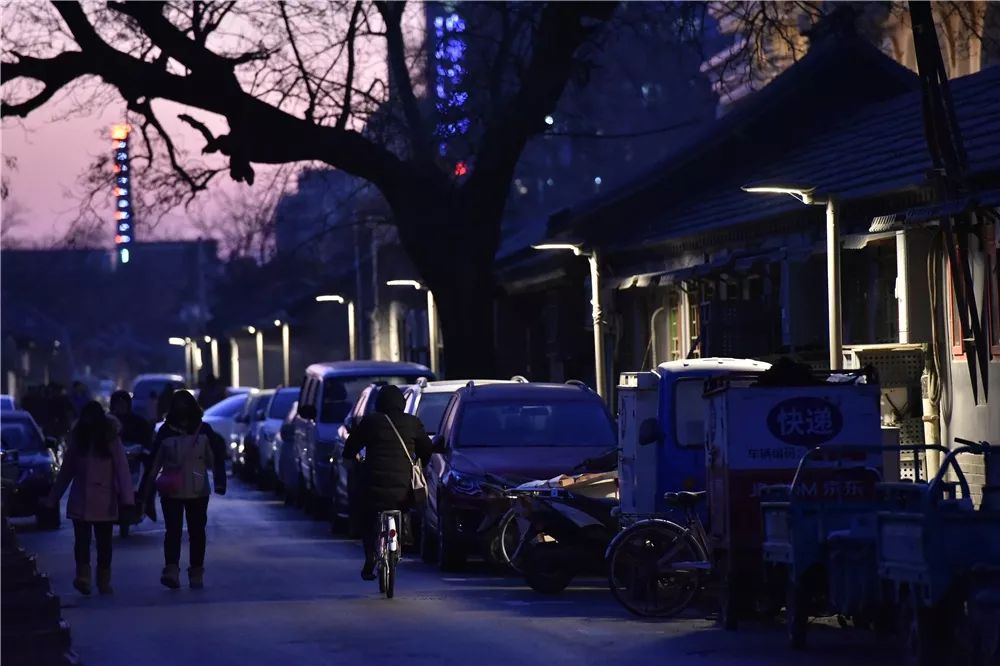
404,377,529,435
291,361,434,527
202,393,253,456
1,395,16,411
232,390,273,474
275,399,301,502
131,373,186,421
256,387,300,489
1,410,62,528
421,382,616,571
231,390,272,475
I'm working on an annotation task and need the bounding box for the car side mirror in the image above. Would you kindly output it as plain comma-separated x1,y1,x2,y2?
431,434,447,454
638,418,660,446
297,404,317,421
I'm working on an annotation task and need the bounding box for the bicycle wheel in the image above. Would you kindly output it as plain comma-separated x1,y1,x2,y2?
607,520,706,618
497,509,522,571
385,554,396,599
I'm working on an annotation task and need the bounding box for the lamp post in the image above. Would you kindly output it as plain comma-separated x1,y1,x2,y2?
741,184,842,370
385,280,439,375
203,336,220,378
275,319,290,387
168,337,191,385
530,244,607,401
229,337,240,387
248,326,264,388
315,294,357,361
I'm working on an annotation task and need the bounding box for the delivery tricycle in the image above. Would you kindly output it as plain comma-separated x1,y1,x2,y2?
608,359,884,628
877,438,999,666
759,442,950,648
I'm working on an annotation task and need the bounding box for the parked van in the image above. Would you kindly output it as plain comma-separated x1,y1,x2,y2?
291,361,434,528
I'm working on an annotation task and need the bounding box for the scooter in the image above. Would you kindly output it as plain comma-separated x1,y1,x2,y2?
506,474,619,594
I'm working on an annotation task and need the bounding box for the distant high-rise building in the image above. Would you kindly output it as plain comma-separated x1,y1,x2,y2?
111,124,135,266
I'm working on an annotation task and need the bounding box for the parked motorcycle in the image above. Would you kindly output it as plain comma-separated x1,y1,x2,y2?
505,471,619,594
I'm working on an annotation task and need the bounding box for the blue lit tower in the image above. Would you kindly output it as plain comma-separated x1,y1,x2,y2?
111,124,135,265
430,3,469,178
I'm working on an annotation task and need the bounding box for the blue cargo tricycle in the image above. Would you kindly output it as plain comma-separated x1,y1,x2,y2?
877,438,999,666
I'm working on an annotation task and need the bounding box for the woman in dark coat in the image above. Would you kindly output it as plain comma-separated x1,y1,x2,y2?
142,390,227,590
343,385,432,580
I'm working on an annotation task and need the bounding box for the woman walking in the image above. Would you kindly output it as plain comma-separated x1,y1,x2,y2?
46,401,134,595
143,390,226,590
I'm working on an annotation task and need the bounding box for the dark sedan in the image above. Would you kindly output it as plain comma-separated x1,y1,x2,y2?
420,382,615,571
1,410,62,528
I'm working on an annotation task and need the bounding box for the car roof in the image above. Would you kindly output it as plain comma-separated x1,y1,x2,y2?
133,373,186,383
305,360,433,379
455,382,602,402
413,379,525,394
2,410,38,424
655,358,771,375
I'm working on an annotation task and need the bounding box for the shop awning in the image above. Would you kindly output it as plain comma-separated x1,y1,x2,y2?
869,187,1000,233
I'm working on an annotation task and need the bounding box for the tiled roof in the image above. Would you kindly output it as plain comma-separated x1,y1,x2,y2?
628,63,1000,247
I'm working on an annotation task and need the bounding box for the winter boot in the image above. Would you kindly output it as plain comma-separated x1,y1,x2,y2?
97,568,113,595
160,564,181,590
72,563,92,595
188,566,204,590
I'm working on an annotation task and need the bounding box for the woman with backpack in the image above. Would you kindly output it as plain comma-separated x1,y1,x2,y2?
142,390,226,590
46,401,134,595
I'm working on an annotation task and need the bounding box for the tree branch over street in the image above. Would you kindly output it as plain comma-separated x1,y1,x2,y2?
1,0,620,376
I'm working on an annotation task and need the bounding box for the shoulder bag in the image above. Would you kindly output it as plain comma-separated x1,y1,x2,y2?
385,415,427,503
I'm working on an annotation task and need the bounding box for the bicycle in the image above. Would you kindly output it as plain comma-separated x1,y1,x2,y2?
606,491,712,618
375,509,402,599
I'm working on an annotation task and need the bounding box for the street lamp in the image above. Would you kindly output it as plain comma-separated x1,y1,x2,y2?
741,183,842,370
169,337,195,385
531,243,607,400
385,280,439,375
316,294,357,361
248,325,264,388
229,337,240,388
274,319,290,387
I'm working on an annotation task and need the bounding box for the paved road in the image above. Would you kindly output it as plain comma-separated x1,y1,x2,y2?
16,479,895,666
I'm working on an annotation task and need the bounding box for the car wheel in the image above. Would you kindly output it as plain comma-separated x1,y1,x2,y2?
437,502,466,572
522,542,574,594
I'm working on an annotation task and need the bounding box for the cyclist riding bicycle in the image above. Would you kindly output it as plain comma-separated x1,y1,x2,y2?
343,384,432,581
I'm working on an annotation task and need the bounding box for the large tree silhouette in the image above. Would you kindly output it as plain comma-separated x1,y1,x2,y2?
2,1,617,376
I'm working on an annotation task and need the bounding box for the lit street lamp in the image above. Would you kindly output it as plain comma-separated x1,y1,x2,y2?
315,294,357,361
275,319,290,387
531,243,607,401
248,325,264,389
741,183,842,369
385,280,439,375
169,337,195,386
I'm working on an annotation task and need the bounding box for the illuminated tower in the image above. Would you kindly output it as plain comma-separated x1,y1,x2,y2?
111,124,135,265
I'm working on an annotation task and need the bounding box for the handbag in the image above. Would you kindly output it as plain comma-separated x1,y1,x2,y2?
155,467,183,495
385,415,427,503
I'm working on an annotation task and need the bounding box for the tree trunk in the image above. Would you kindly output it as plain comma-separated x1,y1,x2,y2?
390,189,500,379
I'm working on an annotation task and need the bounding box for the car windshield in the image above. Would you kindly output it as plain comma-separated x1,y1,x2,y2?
456,399,615,448
320,375,425,423
268,390,299,419
414,392,454,434
1,422,42,451
204,394,247,419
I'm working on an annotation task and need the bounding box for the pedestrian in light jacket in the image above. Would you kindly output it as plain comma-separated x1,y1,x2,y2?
46,401,134,595
142,390,226,590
